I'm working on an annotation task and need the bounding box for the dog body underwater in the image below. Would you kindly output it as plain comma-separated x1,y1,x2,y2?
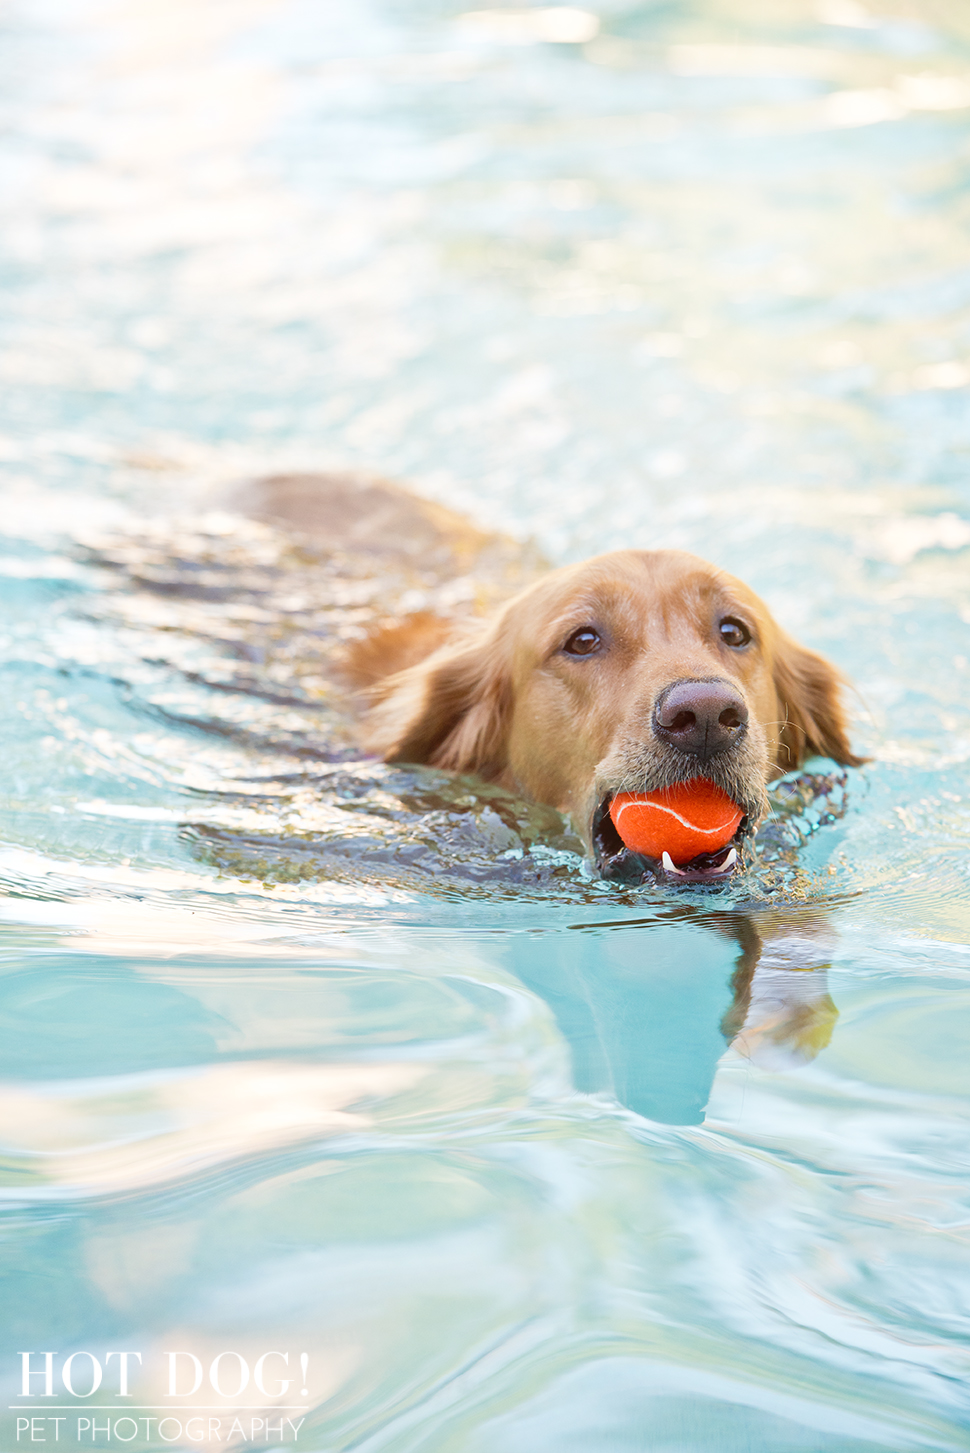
234,472,863,886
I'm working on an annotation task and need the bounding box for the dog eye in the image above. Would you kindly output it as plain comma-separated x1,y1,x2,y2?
719,617,751,648
563,628,602,656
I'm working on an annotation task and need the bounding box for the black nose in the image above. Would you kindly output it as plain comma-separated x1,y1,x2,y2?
653,678,748,761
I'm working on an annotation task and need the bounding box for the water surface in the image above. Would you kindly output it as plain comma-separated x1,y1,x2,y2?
2,0,970,1448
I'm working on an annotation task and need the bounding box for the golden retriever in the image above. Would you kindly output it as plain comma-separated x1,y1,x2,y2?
357,546,864,884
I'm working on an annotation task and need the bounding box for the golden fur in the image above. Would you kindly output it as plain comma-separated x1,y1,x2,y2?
357,548,863,865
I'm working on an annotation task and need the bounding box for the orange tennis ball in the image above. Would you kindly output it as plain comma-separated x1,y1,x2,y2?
609,780,743,865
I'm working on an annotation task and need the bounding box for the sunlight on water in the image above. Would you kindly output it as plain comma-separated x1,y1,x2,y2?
1,0,970,1448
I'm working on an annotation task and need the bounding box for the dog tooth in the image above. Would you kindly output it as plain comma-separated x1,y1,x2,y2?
722,847,737,870
661,851,685,877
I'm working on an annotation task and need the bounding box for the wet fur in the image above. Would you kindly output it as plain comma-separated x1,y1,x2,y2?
356,549,863,855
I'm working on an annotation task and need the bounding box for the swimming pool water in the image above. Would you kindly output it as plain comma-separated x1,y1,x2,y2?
2,0,970,1448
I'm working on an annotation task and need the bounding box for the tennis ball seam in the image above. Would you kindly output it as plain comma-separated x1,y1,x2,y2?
611,798,737,838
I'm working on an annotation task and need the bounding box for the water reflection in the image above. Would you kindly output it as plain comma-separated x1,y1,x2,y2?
4,907,965,1450
510,908,838,1124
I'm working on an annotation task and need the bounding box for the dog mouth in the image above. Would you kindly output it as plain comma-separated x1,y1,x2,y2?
591,793,749,886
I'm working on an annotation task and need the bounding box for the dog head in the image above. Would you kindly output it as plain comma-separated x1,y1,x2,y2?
364,549,863,882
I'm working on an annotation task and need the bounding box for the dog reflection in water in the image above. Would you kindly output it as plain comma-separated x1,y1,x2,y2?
505,908,838,1126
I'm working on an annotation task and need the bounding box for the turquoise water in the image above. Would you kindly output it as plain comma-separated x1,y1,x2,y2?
3,0,970,1449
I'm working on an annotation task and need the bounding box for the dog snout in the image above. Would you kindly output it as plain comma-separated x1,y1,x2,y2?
652,678,748,762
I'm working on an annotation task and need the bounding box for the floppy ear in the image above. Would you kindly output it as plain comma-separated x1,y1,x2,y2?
772,632,867,772
362,626,512,778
